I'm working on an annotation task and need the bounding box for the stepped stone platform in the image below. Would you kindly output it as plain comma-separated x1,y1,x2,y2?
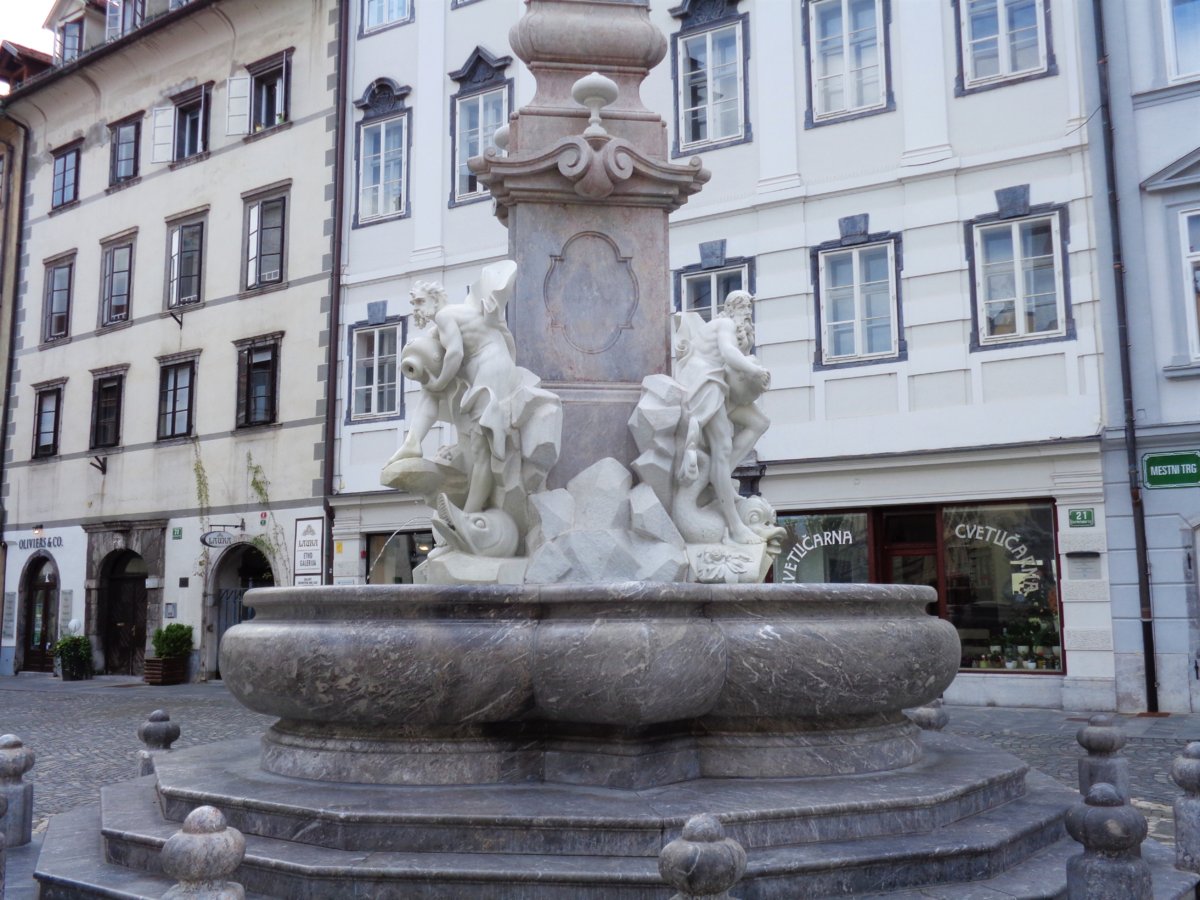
31,731,1200,898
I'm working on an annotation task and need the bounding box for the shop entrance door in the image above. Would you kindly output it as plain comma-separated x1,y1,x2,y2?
878,509,942,616
101,552,148,675
21,558,59,672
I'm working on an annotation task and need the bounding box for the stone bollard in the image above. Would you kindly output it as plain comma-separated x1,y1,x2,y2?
0,735,35,849
161,806,246,900
659,814,746,900
1064,782,1151,900
1170,741,1200,872
907,698,949,732
1076,714,1130,802
137,710,181,777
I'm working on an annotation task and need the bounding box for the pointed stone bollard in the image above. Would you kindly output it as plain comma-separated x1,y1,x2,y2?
0,735,35,849
161,806,246,900
137,710,181,777
1170,741,1200,872
659,814,746,900
907,698,949,731
1076,714,1130,802
1065,782,1151,899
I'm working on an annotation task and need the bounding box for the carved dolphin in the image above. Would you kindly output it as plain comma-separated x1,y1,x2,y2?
432,493,520,559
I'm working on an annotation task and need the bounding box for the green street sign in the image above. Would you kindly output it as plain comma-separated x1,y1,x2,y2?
172,527,183,540
1143,451,1200,489
1067,508,1094,528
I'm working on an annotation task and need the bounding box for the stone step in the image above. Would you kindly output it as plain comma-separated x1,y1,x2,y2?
146,732,1031,856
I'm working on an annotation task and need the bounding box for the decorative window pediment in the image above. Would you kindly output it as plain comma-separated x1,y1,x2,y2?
1143,147,1200,193
449,46,512,92
669,0,742,29
354,78,411,122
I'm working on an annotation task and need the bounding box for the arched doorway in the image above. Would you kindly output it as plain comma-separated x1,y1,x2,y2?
208,543,273,678
21,556,59,673
100,550,148,675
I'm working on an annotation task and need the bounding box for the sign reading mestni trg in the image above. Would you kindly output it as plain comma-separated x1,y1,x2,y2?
200,530,235,548
294,517,325,579
1143,451,1200,489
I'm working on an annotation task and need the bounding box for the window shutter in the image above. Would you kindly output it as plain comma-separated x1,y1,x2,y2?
199,87,209,152
281,51,290,122
226,75,250,135
106,0,121,41
168,227,181,305
235,347,249,427
267,345,278,423
151,107,174,163
246,203,259,287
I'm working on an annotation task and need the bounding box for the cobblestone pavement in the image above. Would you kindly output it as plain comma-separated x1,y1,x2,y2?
3,672,1199,846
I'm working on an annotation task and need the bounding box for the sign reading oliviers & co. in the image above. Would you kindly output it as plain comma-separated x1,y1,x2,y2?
1143,451,1200,489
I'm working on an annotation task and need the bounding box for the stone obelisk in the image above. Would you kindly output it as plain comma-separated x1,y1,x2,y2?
472,0,710,488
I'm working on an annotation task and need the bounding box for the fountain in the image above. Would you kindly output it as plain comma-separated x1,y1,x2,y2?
30,1,1193,896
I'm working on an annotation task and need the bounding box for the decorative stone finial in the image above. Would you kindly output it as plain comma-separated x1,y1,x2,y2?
907,699,949,731
1172,742,1200,872
161,806,246,900
0,735,35,784
1064,783,1150,899
0,734,35,849
659,814,746,899
139,710,181,751
572,72,619,137
1077,714,1129,802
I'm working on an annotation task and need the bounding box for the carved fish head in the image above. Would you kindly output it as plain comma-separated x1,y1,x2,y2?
736,495,786,557
433,494,520,559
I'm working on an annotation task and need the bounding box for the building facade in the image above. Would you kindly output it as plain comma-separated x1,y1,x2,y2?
0,0,338,678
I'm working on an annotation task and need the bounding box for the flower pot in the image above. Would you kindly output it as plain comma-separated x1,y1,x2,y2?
143,656,189,686
1004,661,1017,669
1024,661,1038,670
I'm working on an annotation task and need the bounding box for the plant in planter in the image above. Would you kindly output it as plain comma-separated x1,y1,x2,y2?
144,623,194,686
53,634,93,681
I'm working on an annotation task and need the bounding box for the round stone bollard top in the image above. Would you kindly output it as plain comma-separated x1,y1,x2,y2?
659,813,747,899
138,710,181,751
1076,714,1126,756
1066,783,1147,855
0,734,35,783
1171,742,1200,796
161,806,246,885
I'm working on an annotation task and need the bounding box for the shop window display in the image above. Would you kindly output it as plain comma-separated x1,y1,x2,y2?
773,512,869,583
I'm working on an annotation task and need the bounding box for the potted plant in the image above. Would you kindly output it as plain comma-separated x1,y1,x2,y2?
144,623,193,686
53,634,93,681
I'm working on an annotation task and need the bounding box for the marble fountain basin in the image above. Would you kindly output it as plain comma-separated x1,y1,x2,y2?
220,582,960,786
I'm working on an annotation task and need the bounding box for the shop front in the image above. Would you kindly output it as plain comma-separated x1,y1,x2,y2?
774,500,1063,674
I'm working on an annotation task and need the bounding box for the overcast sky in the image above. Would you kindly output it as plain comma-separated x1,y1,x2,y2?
2,0,55,52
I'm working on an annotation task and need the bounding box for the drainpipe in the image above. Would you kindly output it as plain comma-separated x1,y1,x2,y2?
1091,0,1158,712
322,0,351,583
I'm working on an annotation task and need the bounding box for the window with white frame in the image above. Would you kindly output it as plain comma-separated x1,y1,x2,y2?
43,258,73,342
677,21,745,150
363,0,411,33
226,50,292,136
454,88,506,202
360,117,407,220
818,242,898,361
1182,209,1200,357
1167,0,1200,79
681,265,747,322
100,240,133,326
809,0,887,121
957,0,1049,89
106,0,144,41
352,324,400,418
151,84,211,164
158,359,195,439
972,213,1064,343
56,18,83,63
167,217,204,307
244,194,286,289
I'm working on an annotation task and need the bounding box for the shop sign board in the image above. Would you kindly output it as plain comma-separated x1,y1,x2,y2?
200,530,234,548
1067,508,1095,528
294,517,324,577
1143,451,1200,489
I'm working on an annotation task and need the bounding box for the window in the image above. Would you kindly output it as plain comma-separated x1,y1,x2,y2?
158,360,194,439
226,51,293,136
680,265,747,322
454,89,506,202
235,336,280,427
1168,0,1200,79
51,145,80,209
90,373,124,449
971,213,1065,344
106,0,144,41
43,260,73,342
57,19,83,63
1182,209,1200,358
167,219,204,307
359,117,407,220
352,324,400,418
100,241,133,326
33,386,63,458
151,85,210,164
676,21,746,150
109,117,139,184
807,0,889,122
956,0,1051,90
245,195,286,289
817,241,898,361
363,0,411,33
